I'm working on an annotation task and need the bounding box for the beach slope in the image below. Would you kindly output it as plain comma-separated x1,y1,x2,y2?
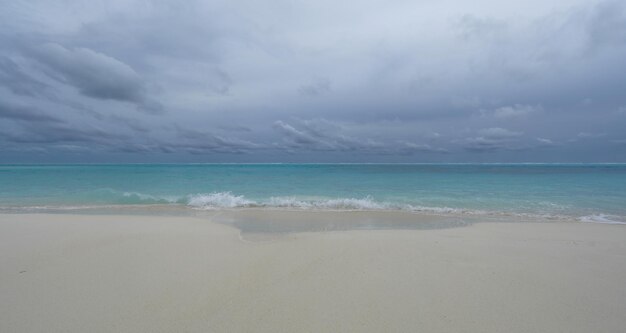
1,214,625,332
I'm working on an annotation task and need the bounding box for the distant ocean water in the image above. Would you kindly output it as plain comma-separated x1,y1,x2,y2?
1,164,625,224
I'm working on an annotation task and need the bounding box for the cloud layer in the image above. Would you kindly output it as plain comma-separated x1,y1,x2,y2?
1,0,625,162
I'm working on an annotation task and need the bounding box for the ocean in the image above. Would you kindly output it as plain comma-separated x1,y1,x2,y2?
1,164,625,223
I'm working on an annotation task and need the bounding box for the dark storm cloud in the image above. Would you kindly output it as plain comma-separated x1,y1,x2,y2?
31,43,162,113
273,119,384,152
461,128,524,152
217,125,252,133
1,0,626,162
108,115,151,133
0,101,61,123
1,121,121,144
397,142,450,154
0,116,261,156
273,121,322,147
0,57,49,97
177,127,258,146
273,119,447,155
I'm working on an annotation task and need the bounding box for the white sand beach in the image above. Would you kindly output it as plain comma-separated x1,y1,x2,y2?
1,213,625,332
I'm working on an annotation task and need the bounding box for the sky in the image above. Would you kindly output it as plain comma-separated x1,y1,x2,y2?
1,0,625,163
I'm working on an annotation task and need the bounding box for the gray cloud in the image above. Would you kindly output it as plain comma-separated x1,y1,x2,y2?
0,101,61,123
273,120,321,147
217,125,252,133
273,119,386,152
397,141,450,154
172,126,262,154
298,78,332,97
479,128,523,139
457,15,508,41
586,0,626,51
273,119,447,155
462,128,524,152
31,43,162,113
536,138,555,146
1,0,626,162
108,115,151,133
577,132,607,139
0,57,49,97
1,122,121,144
491,104,541,119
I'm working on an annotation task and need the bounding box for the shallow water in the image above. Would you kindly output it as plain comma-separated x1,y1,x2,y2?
1,164,625,223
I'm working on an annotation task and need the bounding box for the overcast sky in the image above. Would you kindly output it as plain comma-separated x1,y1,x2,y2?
1,0,625,162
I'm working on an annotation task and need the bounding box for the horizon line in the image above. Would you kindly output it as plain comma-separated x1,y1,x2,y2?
2,162,626,166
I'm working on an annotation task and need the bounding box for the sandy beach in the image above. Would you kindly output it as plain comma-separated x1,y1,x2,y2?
1,213,625,332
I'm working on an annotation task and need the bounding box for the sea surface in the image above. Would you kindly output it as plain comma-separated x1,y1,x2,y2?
1,164,625,224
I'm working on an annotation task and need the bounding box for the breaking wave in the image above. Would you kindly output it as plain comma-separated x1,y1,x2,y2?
2,189,624,224
187,192,256,208
185,192,487,215
111,191,458,212
579,214,626,225
185,193,390,210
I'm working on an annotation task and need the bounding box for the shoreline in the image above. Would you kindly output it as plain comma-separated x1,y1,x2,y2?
2,204,621,226
0,208,607,237
1,213,625,332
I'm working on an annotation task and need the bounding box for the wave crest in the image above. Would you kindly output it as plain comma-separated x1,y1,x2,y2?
186,193,387,210
22,189,623,223
187,192,256,208
579,214,626,225
266,196,386,210
186,193,469,213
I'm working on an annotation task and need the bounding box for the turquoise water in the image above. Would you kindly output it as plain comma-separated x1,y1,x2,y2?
1,164,625,223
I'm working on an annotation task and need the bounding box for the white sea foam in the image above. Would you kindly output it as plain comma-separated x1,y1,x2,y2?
187,192,256,209
307,197,387,210
186,193,389,210
184,193,490,214
579,214,626,225
6,189,622,225
405,205,469,214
